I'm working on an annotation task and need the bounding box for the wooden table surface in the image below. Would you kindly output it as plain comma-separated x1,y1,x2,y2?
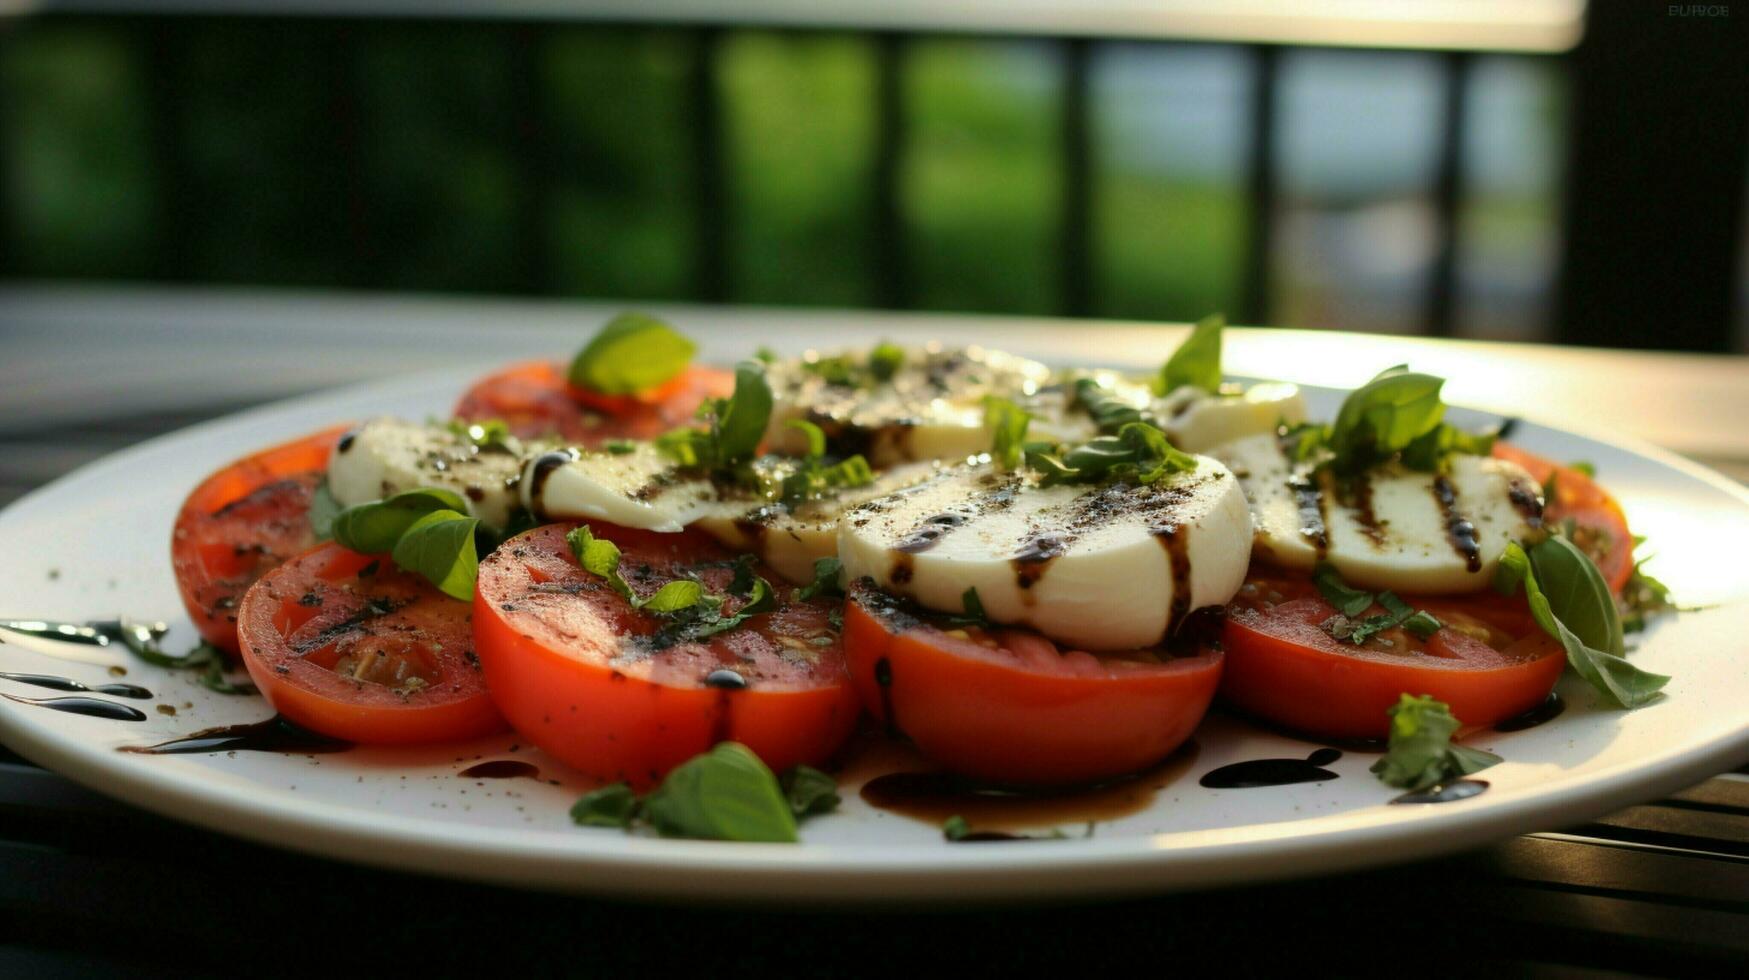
0,284,1745,976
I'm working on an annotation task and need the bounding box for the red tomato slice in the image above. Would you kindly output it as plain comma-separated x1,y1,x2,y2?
843,582,1223,786
472,522,859,787
1220,575,1565,740
1493,442,1634,593
235,542,506,744
453,360,733,446
171,425,348,655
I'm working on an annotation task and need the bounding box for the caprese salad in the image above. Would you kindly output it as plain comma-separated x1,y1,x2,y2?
152,313,1674,842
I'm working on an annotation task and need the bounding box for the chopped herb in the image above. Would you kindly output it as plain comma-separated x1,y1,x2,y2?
1370,694,1501,792
1072,377,1148,433
777,419,875,508
1311,563,1441,645
567,312,696,395
1619,554,1675,634
1402,610,1444,640
642,742,800,842
796,557,844,601
1313,563,1374,617
570,783,639,828
802,354,857,386
868,341,905,381
1030,421,1199,488
1156,313,1224,396
1287,365,1496,476
960,587,987,623
1494,538,1668,708
942,815,971,841
780,765,841,818
654,361,772,474
565,526,778,643
984,396,1031,470
307,480,343,541
444,418,517,452
108,626,257,696
603,440,638,455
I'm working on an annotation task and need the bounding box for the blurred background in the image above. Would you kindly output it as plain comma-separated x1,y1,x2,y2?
0,0,1745,349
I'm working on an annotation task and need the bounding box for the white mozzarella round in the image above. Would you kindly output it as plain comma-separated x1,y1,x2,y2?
764,346,1092,466
522,442,742,533
1207,432,1543,593
837,458,1252,651
1159,383,1308,452
327,418,527,528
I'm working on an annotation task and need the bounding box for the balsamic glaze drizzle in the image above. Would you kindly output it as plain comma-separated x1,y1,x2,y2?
459,760,540,780
1199,748,1342,789
120,715,352,755
1431,475,1483,573
0,671,151,699
1,692,147,722
1493,693,1565,732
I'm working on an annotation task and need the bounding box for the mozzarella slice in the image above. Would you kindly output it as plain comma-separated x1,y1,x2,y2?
695,462,945,584
1208,432,1543,593
1158,382,1307,452
327,417,528,528
522,442,748,533
765,346,1092,466
837,459,1252,651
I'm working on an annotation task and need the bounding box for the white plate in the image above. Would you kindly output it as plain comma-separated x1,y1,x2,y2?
2,364,1748,903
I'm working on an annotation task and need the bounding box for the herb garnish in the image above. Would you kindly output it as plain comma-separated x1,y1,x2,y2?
444,418,518,453
795,557,845,601
1156,313,1224,396
566,525,777,642
800,343,907,388
105,622,256,695
1494,537,1668,707
568,312,697,395
1619,539,1678,633
1071,377,1148,433
1028,421,1199,488
569,742,839,842
1311,564,1442,645
777,419,875,507
654,360,772,473
984,396,1031,470
1370,694,1501,792
1285,365,1496,476
330,488,481,601
308,480,343,541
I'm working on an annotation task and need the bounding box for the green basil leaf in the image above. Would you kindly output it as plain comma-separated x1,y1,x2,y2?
942,815,972,841
642,579,704,613
571,783,640,828
1501,539,1668,708
961,587,987,623
780,765,841,818
686,573,777,640
796,557,844,601
1327,366,1447,472
1072,377,1147,432
868,341,905,382
1402,610,1443,639
787,418,827,459
641,742,799,843
715,361,774,464
604,440,638,455
984,396,1031,470
389,510,480,601
565,524,636,603
308,480,343,542
445,418,517,452
1369,694,1501,792
332,487,471,555
1157,313,1224,395
1313,563,1374,617
567,312,696,395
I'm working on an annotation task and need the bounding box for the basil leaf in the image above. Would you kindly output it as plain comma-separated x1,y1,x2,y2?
685,573,777,640
445,418,517,453
567,312,696,395
1402,611,1443,639
642,579,705,614
1047,421,1198,487
1326,366,1447,473
571,783,640,828
1072,377,1147,432
868,342,905,382
1313,563,1374,617
1369,694,1501,792
943,815,972,841
780,765,841,818
984,396,1031,470
961,587,987,623
787,418,827,459
1400,422,1497,472
390,510,480,601
1157,313,1224,395
332,487,470,555
308,480,343,542
111,629,258,696
604,440,638,455
796,557,844,601
715,360,774,465
1499,539,1668,708
566,525,636,603
641,742,799,843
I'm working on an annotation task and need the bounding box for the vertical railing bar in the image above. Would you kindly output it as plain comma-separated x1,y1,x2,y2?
872,32,906,310
0,27,17,277
688,25,727,303
1239,43,1278,327
1426,50,1471,338
327,20,372,287
509,24,551,295
1059,37,1093,318
142,17,191,282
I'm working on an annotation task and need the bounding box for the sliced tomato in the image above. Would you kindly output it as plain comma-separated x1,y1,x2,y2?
1220,574,1565,740
842,582,1222,786
453,360,733,446
472,522,859,787
1493,442,1634,593
171,425,348,655
235,542,505,744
